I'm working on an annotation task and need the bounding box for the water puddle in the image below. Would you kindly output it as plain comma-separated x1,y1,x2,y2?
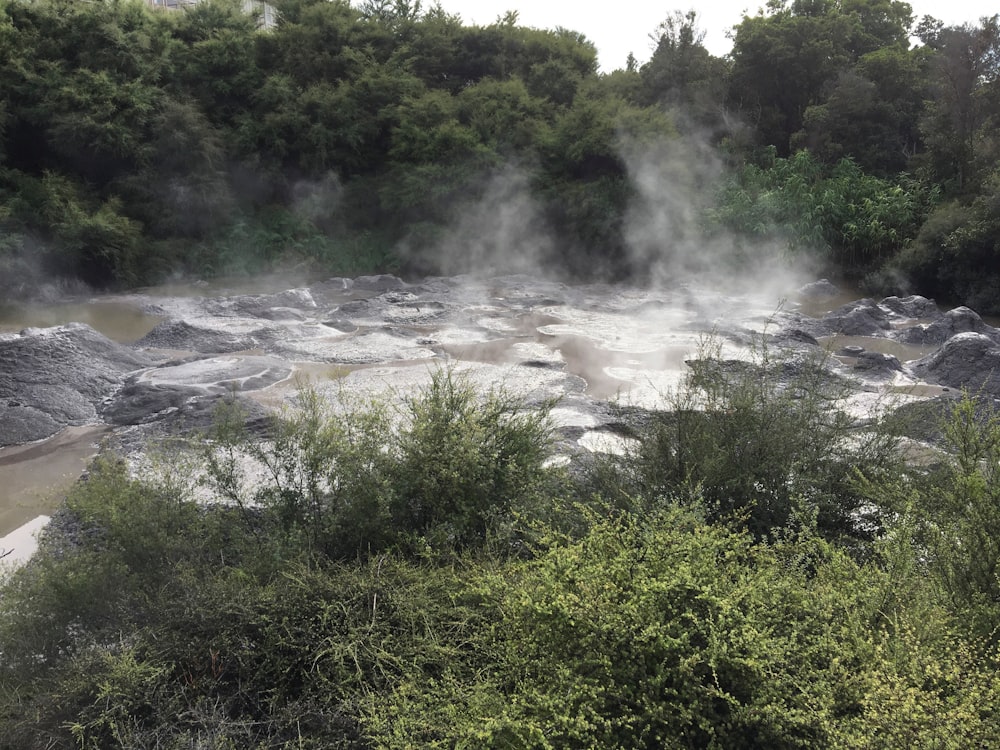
0,300,162,343
820,335,936,363
0,425,110,537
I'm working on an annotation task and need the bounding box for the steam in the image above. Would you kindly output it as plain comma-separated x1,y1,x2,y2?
396,166,555,278
619,132,817,301
396,127,819,307
291,172,344,229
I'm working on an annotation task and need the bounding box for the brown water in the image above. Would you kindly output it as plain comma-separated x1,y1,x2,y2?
819,334,936,363
0,425,110,536
0,292,161,540
0,300,162,343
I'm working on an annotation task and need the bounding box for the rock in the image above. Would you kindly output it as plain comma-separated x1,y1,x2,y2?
912,332,1000,395
353,274,407,292
322,319,359,333
880,295,939,319
896,306,999,346
105,393,274,459
0,323,154,446
136,355,293,393
767,328,821,351
0,405,62,445
336,300,371,315
823,299,892,336
206,289,316,318
135,320,261,353
852,351,903,378
798,278,841,298
101,382,206,426
255,306,306,322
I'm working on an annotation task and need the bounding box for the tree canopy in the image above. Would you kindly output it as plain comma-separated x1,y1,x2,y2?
0,0,999,307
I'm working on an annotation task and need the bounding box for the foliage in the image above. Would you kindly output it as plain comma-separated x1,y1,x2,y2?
891,169,1000,312
0,0,998,305
202,368,557,558
871,394,1000,640
5,374,1000,747
710,148,936,268
727,0,914,155
598,333,904,544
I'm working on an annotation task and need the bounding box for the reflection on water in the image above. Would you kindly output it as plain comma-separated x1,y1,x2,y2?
0,300,162,343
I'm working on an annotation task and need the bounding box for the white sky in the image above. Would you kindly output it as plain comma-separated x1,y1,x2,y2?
433,1,1000,72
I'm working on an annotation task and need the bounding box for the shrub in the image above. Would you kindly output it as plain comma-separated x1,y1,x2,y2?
608,336,903,544
201,368,558,559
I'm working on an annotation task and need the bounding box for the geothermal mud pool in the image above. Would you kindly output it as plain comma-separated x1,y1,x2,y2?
2,273,995,563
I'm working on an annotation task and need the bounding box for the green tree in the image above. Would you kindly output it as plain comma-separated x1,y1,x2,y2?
728,0,914,153
917,15,1000,194
639,10,728,130
795,45,930,174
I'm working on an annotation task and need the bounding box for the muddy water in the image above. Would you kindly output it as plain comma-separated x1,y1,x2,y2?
819,334,937,363
0,425,110,540
0,299,160,545
0,300,163,343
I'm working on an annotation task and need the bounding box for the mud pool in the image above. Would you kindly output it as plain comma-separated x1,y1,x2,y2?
1,273,990,563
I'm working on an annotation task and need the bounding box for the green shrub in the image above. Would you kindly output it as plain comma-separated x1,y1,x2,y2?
202,368,558,559
877,394,1000,640
608,336,903,544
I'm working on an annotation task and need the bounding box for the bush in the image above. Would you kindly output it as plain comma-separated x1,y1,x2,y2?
605,336,903,544
202,368,558,559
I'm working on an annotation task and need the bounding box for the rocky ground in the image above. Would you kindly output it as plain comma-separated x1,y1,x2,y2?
3,273,998,554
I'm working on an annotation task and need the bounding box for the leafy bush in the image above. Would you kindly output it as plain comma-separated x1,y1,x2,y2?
5,381,1000,748
202,368,557,558
710,149,935,271
604,336,903,544
872,394,1000,640
891,172,1000,312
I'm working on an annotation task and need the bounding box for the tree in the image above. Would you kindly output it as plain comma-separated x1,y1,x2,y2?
639,10,728,131
918,15,1000,194
794,45,930,175
728,0,914,153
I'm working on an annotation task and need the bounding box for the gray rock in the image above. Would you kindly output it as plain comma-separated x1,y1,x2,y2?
137,354,293,393
853,351,903,378
896,306,999,346
0,404,62,445
880,295,939,319
102,382,205,426
822,299,891,336
798,278,841,299
336,299,371,315
322,319,359,333
0,323,154,446
912,332,1000,395
353,274,407,292
255,306,306,322
106,393,275,458
135,320,261,353
769,328,821,350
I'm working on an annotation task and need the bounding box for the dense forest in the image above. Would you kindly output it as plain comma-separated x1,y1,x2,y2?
0,0,997,306
4,0,1000,746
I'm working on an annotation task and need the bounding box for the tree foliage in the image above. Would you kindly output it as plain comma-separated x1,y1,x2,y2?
1,0,1000,306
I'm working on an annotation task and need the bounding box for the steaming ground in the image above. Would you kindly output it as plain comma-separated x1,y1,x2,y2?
3,269,969,564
